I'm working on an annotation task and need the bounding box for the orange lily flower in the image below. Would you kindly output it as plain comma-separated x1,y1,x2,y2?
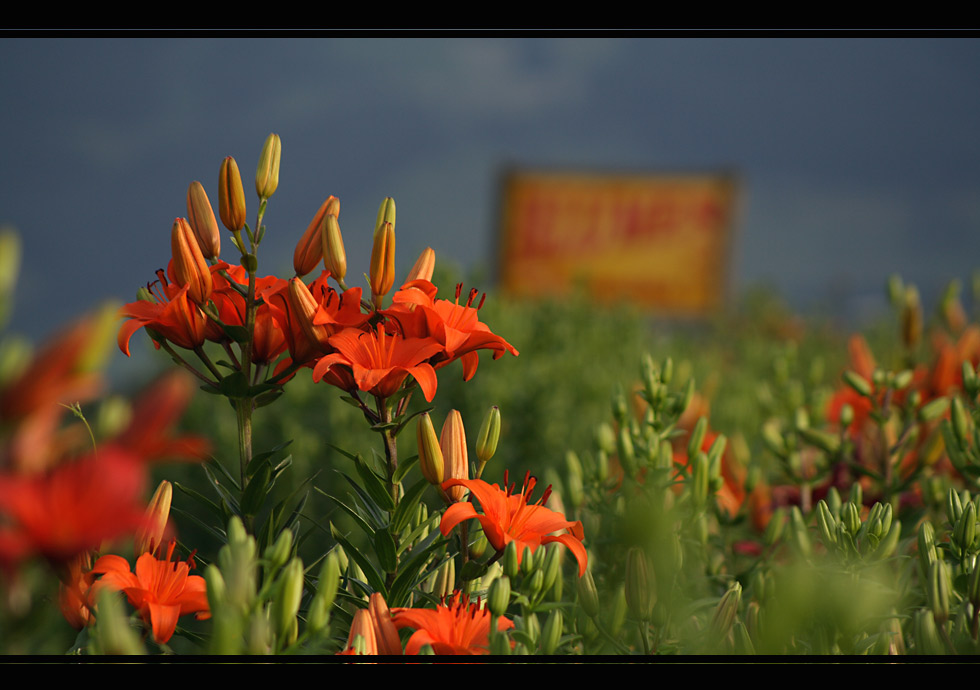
118,268,209,356
91,539,210,645
59,552,96,630
391,591,514,655
312,323,444,402
390,280,518,381
209,267,287,363
0,449,147,565
440,472,588,577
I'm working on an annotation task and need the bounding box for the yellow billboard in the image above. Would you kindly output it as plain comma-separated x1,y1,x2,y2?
498,171,737,315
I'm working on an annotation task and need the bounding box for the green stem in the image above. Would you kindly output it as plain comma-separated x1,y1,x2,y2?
379,399,401,590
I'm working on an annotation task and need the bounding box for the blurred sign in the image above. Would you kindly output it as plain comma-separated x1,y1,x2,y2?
498,171,737,315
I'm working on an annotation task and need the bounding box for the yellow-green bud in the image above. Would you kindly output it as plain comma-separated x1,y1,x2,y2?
843,370,873,398
374,197,396,237
841,501,861,535
711,581,742,640
205,564,227,611
539,609,563,655
275,557,304,643
321,213,347,283
488,575,511,617
617,427,636,478
951,396,970,445
874,520,902,560
475,406,501,467
255,133,281,199
947,487,964,525
688,416,708,458
913,608,945,655
625,547,654,622
541,544,562,595
928,559,951,625
799,427,840,455
789,506,812,558
954,501,977,553
306,592,331,634
369,221,396,302
468,523,489,561
416,412,445,486
264,528,293,572
691,451,710,508
918,397,950,423
316,551,341,611
839,403,854,428
577,568,600,619
816,500,838,548
503,540,520,580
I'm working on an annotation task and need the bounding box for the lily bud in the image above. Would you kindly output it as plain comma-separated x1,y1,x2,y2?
625,547,654,622
293,197,335,277
218,157,246,232
406,247,435,283
135,480,172,557
369,221,396,302
440,410,469,502
321,213,347,283
577,568,600,619
287,277,330,352
487,576,511,618
255,133,281,199
540,609,563,655
346,608,378,655
475,406,501,467
171,217,212,305
901,285,922,349
186,181,221,260
711,581,742,640
374,197,396,237
416,412,445,486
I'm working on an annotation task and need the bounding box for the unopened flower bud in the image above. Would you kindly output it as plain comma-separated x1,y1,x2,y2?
928,558,951,625
171,217,212,305
287,277,330,352
789,506,811,558
918,397,949,423
369,221,396,302
255,133,281,199
488,576,510,617
913,608,945,655
374,197,396,237
186,181,221,260
541,544,562,595
901,285,922,349
218,157,246,232
577,568,600,619
475,406,501,467
293,197,334,277
417,412,445,486
625,547,654,622
135,480,172,557
264,528,293,572
316,550,341,612
503,540,520,580
711,581,742,640
688,417,708,459
843,370,873,398
816,500,838,548
617,427,636,478
540,609,563,655
321,213,347,283
440,410,469,502
954,501,977,554
275,557,304,642
406,246,435,283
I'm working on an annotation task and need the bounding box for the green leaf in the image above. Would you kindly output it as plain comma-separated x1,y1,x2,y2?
246,440,293,478
392,454,420,485
459,560,488,582
510,630,536,648
339,396,363,409
215,359,238,370
202,463,240,513
254,389,284,409
374,528,398,573
218,371,251,399
221,324,250,344
170,504,227,543
389,531,448,606
317,488,377,539
332,532,387,596
354,456,396,512
397,513,441,557
339,473,389,528
172,480,225,521
392,406,435,438
391,478,429,535
241,463,272,516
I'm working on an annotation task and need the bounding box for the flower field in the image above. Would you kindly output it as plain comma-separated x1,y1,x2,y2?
3,135,980,657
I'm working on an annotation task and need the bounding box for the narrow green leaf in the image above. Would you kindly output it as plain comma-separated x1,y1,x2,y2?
317,488,377,539
218,371,250,399
332,532,387,595
241,463,272,516
202,463,240,513
391,478,428,535
374,528,398,573
354,457,395,511
392,406,434,438
172,481,225,521
221,324,250,344
338,473,388,528
392,454,420,485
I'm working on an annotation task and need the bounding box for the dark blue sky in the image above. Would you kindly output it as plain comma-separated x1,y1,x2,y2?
3,38,980,362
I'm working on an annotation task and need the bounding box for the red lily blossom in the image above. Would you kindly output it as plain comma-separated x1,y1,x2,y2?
209,267,287,363
440,472,588,577
91,540,210,645
313,323,444,402
118,268,209,356
391,591,514,655
390,280,518,381
0,449,147,566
